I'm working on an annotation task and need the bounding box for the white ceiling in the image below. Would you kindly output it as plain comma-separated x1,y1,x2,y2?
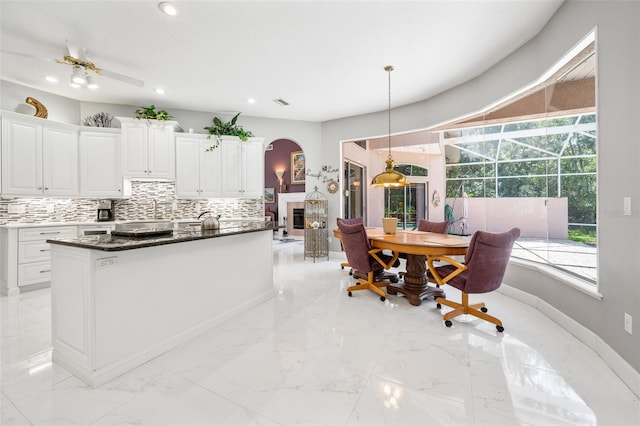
0,0,564,123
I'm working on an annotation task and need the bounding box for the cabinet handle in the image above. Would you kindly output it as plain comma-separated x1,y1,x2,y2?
39,231,60,235
39,269,51,274
37,187,42,190
44,187,49,190
39,249,50,252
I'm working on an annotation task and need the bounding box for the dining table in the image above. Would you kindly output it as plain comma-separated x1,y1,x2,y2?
334,227,470,306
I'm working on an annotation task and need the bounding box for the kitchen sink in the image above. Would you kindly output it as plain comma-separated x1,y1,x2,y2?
114,220,173,231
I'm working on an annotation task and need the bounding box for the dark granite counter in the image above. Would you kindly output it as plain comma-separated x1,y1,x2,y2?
47,221,277,252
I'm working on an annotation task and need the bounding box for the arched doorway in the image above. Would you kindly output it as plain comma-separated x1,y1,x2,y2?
264,139,305,233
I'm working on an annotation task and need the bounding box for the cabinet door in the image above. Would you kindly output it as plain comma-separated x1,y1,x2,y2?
42,124,78,196
148,124,175,178
175,137,201,198
79,131,122,197
241,141,264,198
199,139,222,197
121,121,149,177
219,138,243,197
1,116,43,195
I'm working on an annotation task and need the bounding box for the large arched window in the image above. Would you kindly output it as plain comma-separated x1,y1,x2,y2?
441,31,597,283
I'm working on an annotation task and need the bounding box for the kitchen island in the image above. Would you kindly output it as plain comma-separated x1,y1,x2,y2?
48,222,275,387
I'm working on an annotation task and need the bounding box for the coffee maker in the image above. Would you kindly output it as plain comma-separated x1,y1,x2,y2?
97,200,114,221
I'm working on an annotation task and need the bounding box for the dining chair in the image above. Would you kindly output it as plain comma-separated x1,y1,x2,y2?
417,219,449,234
337,217,363,274
427,227,520,332
337,218,399,301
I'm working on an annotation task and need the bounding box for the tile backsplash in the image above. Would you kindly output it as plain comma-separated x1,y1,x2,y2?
0,180,263,224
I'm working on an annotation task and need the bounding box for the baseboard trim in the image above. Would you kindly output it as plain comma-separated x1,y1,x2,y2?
499,284,640,398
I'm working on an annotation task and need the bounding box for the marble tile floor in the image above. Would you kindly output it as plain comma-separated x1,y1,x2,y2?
1,240,638,426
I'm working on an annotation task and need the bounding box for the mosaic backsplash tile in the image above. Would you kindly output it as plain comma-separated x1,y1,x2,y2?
0,180,263,224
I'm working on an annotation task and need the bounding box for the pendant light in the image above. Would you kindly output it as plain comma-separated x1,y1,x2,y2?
371,65,408,188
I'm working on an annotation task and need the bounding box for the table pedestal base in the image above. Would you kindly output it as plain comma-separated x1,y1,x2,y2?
386,254,445,306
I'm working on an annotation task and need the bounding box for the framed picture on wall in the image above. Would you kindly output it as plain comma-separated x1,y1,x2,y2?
291,151,305,184
264,187,275,203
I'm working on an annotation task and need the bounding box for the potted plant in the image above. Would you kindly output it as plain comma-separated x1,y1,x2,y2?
204,112,253,150
134,105,172,121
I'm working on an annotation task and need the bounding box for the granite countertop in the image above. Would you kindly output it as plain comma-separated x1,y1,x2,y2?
47,221,278,252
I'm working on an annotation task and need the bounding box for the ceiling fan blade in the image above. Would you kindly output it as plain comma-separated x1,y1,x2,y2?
66,39,80,59
0,50,57,64
100,68,145,87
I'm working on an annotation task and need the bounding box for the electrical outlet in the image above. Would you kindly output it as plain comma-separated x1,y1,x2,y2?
8,204,26,214
624,313,632,334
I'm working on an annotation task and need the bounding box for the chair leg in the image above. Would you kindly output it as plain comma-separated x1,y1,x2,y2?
346,271,388,301
436,292,503,329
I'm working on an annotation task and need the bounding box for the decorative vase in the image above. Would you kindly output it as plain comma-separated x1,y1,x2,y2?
382,217,398,234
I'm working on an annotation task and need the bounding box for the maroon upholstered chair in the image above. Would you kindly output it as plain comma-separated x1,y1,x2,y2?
337,218,399,301
337,218,363,273
427,228,520,332
417,220,449,234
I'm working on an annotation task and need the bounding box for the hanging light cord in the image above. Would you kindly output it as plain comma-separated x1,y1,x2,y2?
385,65,393,160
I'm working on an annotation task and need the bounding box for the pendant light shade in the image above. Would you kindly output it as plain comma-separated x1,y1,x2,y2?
371,65,408,188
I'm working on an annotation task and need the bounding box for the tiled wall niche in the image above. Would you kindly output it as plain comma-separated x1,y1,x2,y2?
0,181,263,224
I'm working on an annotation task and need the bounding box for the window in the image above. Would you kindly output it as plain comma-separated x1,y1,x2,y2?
442,32,597,283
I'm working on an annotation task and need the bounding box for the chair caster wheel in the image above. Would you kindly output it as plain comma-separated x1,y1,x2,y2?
481,307,488,313
390,277,399,283
348,291,353,297
496,325,504,332
341,265,344,270
444,320,452,327
380,296,386,302
349,270,353,276
436,303,442,310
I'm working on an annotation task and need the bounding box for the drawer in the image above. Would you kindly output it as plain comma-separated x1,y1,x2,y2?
19,226,77,242
18,261,51,286
19,240,52,263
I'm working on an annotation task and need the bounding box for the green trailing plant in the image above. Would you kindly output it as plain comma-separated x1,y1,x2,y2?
204,112,253,150
134,105,172,121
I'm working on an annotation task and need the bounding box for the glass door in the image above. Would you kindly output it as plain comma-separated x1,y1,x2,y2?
384,182,427,230
343,161,365,220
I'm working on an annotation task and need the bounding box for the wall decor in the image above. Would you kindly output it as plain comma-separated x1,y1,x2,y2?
291,151,305,184
264,187,275,203
327,179,339,194
25,97,48,118
83,112,114,127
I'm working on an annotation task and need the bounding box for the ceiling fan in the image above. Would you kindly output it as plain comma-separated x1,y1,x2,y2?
2,39,144,88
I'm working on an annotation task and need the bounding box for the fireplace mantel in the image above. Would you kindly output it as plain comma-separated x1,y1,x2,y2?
278,192,306,238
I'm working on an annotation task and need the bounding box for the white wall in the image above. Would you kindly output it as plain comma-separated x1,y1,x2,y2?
321,0,640,374
1,80,80,123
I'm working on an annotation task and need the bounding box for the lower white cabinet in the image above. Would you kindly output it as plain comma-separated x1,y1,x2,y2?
0,225,78,294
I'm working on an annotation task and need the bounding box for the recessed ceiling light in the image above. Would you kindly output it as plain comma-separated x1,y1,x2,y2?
158,2,179,16
154,87,166,95
247,98,256,104
45,76,58,83
273,98,290,106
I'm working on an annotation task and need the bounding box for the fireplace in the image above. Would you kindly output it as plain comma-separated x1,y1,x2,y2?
277,193,306,238
293,208,305,229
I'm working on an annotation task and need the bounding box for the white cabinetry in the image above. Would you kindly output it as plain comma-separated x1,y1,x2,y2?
1,113,78,196
118,117,179,179
0,225,78,295
79,128,122,197
175,134,221,198
219,137,264,198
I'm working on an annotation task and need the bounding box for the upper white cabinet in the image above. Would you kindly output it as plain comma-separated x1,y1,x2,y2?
1,112,78,196
79,128,122,197
175,134,222,198
219,137,265,198
118,117,179,179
